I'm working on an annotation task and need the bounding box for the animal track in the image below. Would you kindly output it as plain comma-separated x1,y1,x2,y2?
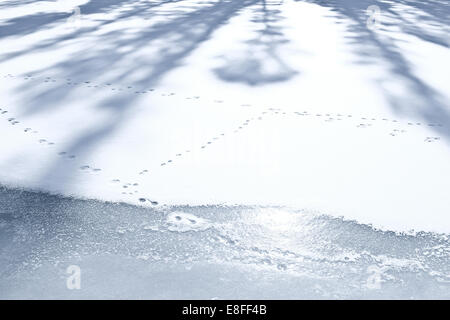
281,108,444,143
389,129,406,137
425,137,440,143
357,123,372,129
138,198,158,205
5,73,161,97
2,73,448,206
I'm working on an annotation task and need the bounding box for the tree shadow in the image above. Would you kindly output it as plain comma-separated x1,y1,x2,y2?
297,0,450,140
3,0,448,197
214,0,298,85
0,0,273,192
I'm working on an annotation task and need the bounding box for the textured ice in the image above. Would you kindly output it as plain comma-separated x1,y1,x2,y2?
0,187,448,299
166,212,212,233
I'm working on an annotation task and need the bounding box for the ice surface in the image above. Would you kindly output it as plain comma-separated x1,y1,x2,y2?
0,187,448,299
166,211,212,232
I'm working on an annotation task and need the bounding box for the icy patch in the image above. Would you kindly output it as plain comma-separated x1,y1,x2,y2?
0,187,449,298
143,224,160,232
166,212,212,233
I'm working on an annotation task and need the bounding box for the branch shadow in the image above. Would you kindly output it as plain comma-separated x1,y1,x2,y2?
214,0,298,85
0,0,268,193
297,0,450,140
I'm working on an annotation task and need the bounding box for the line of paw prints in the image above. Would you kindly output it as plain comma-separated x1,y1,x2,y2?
3,99,262,204
157,109,268,170
2,73,446,187
424,137,441,143
1,107,60,146
2,97,445,207
1,106,158,205
132,106,445,184
3,72,445,150
276,109,443,142
2,74,260,106
3,73,157,95
110,178,157,205
114,112,264,202
2,75,287,184
3,73,196,100
2,73,447,135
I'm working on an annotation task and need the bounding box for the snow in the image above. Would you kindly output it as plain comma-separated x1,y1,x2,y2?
0,0,449,298
1,0,449,233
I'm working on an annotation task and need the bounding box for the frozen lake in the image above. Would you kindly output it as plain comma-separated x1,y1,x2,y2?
0,186,448,299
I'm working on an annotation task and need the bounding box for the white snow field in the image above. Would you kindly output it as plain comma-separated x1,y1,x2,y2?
0,0,449,299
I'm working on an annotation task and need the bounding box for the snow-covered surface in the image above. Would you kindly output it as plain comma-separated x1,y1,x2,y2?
0,0,449,299
1,0,449,233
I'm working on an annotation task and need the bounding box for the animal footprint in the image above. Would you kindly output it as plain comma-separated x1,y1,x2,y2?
138,198,158,205
425,137,440,143
389,129,406,137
